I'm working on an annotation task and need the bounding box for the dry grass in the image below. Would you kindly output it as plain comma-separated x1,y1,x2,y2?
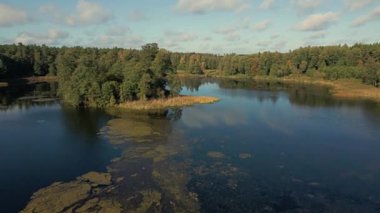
0,82,8,87
118,95,219,110
331,79,380,101
24,76,57,83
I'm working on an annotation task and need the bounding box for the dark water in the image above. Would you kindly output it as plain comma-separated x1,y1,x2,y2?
1,78,380,212
0,83,120,213
178,78,380,212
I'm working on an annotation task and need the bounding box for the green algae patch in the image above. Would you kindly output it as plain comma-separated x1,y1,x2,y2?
207,151,225,159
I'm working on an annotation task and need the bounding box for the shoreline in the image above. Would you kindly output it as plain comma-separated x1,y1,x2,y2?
178,71,380,103
116,95,219,110
2,73,379,103
0,76,57,86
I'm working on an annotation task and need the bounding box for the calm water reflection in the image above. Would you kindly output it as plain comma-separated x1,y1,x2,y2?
0,83,120,213
1,78,380,212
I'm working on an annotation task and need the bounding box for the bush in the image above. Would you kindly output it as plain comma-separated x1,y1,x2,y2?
322,66,363,80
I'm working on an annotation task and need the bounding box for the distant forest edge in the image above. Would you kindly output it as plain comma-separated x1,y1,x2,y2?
0,43,379,106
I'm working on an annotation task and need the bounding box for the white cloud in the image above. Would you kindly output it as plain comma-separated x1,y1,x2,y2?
0,4,31,27
66,0,111,26
225,32,241,41
95,34,144,48
176,0,250,14
157,31,198,51
273,40,287,50
203,36,212,41
271,34,279,39
213,18,253,41
39,4,63,22
352,6,380,27
215,26,237,35
259,0,275,10
257,40,272,47
295,12,339,31
345,0,373,11
254,20,271,31
292,0,323,10
128,10,146,22
214,25,241,41
90,26,144,48
15,29,69,45
40,0,111,26
106,27,131,36
164,30,198,42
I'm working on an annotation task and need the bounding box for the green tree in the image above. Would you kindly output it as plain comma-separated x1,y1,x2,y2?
168,73,182,97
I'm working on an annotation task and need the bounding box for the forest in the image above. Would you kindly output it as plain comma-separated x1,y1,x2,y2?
0,43,379,107
0,43,181,107
170,43,380,87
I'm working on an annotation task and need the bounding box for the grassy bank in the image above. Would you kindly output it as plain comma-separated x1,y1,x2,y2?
178,71,380,103
117,95,219,110
255,77,380,102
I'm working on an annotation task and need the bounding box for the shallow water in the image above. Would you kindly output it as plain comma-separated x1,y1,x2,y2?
1,78,380,212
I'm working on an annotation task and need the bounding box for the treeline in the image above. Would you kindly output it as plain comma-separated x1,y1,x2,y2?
171,43,380,87
0,44,59,78
1,43,379,107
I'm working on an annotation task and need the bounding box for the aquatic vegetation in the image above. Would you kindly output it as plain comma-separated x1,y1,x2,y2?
97,109,201,212
134,190,161,213
104,118,154,143
21,172,121,213
21,181,92,213
142,145,178,162
75,198,122,213
79,172,112,186
152,161,200,212
207,151,225,159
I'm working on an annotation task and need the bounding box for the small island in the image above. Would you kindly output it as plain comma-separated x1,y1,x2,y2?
117,95,219,110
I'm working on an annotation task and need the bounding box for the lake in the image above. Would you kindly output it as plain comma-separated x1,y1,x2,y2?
1,78,380,212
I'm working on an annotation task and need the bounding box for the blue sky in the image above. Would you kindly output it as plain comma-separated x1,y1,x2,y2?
0,0,379,54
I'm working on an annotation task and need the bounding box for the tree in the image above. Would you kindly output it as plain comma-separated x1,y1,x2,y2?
362,58,380,87
138,72,153,101
188,54,203,74
0,58,8,77
168,73,182,97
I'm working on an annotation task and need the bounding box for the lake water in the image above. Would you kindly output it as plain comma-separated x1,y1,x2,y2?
1,78,380,212
0,83,120,212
